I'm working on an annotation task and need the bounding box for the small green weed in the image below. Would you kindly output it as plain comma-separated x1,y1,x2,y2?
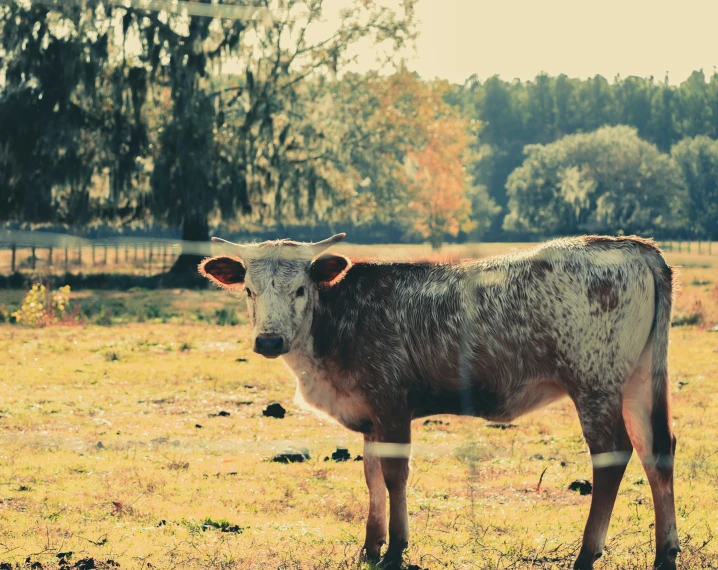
214,308,239,326
672,301,706,327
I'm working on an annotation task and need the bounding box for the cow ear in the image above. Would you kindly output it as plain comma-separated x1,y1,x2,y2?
199,256,246,289
310,254,351,285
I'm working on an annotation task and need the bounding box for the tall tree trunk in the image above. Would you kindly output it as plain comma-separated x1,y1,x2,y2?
170,216,209,274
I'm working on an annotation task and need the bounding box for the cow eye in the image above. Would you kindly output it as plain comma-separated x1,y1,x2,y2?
245,287,253,298
296,286,305,297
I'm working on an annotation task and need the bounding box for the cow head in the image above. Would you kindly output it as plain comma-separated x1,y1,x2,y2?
199,234,350,358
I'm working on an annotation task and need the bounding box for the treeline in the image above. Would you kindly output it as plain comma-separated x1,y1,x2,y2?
448,72,718,239
1,0,717,269
1,0,503,266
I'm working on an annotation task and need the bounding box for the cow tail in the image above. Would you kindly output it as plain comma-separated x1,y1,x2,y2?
649,253,676,471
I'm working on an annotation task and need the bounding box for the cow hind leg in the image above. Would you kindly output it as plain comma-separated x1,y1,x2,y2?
572,392,633,570
622,363,679,570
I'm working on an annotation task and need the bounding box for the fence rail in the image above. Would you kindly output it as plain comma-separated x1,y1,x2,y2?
0,232,715,276
0,231,226,275
660,240,714,255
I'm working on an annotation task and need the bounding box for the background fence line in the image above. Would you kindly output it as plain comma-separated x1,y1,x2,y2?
0,231,715,276
0,231,230,276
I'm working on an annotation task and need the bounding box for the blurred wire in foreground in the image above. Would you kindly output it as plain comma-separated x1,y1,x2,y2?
0,0,274,23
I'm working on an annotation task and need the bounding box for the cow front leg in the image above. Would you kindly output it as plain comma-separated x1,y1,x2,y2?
362,433,387,562
375,422,411,569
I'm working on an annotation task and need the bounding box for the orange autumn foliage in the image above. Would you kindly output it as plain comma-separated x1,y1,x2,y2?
376,71,477,249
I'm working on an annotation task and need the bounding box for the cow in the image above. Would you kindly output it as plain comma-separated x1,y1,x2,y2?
199,234,679,570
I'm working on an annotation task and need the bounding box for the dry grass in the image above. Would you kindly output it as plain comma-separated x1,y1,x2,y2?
0,244,716,569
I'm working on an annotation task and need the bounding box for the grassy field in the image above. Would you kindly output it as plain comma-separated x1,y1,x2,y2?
0,243,716,569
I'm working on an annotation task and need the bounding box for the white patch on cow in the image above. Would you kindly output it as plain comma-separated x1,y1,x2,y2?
421,277,454,299
284,341,371,431
474,269,508,287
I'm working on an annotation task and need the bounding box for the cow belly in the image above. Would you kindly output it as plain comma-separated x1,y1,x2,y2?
497,380,568,421
411,378,566,422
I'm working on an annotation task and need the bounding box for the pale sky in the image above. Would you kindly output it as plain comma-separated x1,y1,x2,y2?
330,0,718,85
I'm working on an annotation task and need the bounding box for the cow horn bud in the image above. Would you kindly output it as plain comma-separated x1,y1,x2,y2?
311,233,346,255
211,237,252,261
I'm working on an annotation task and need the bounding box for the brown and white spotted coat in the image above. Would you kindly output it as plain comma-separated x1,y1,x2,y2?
200,234,679,570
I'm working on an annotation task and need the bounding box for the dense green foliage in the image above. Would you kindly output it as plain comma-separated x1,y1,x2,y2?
671,136,718,239
450,71,718,238
504,126,688,235
2,0,718,249
0,0,424,259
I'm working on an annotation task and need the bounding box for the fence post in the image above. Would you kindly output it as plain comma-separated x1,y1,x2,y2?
64,246,69,270
78,245,82,267
31,246,36,270
91,243,96,266
125,244,129,263
48,246,53,267
134,244,138,264
11,244,16,272
115,244,119,264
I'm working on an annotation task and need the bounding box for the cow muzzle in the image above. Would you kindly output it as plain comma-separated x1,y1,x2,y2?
254,334,287,358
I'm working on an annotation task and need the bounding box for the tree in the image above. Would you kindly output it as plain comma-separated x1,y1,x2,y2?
554,74,581,136
463,76,525,237
340,71,496,249
504,126,688,236
0,0,159,226
575,75,616,132
523,73,556,143
0,0,417,269
400,79,478,249
671,136,718,239
0,1,117,224
647,78,679,152
614,75,655,139
144,0,417,271
673,70,713,139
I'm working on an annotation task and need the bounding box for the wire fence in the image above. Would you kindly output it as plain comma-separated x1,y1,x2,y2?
0,230,223,276
661,240,714,255
0,231,715,277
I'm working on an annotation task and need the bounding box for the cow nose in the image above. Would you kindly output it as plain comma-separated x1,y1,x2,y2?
254,335,285,357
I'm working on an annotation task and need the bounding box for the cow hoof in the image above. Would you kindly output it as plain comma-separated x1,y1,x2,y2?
361,548,381,564
573,548,601,570
376,553,403,570
362,539,385,564
654,542,680,569
654,552,678,570
362,551,380,565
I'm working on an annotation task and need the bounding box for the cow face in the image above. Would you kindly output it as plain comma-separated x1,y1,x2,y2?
199,235,350,358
